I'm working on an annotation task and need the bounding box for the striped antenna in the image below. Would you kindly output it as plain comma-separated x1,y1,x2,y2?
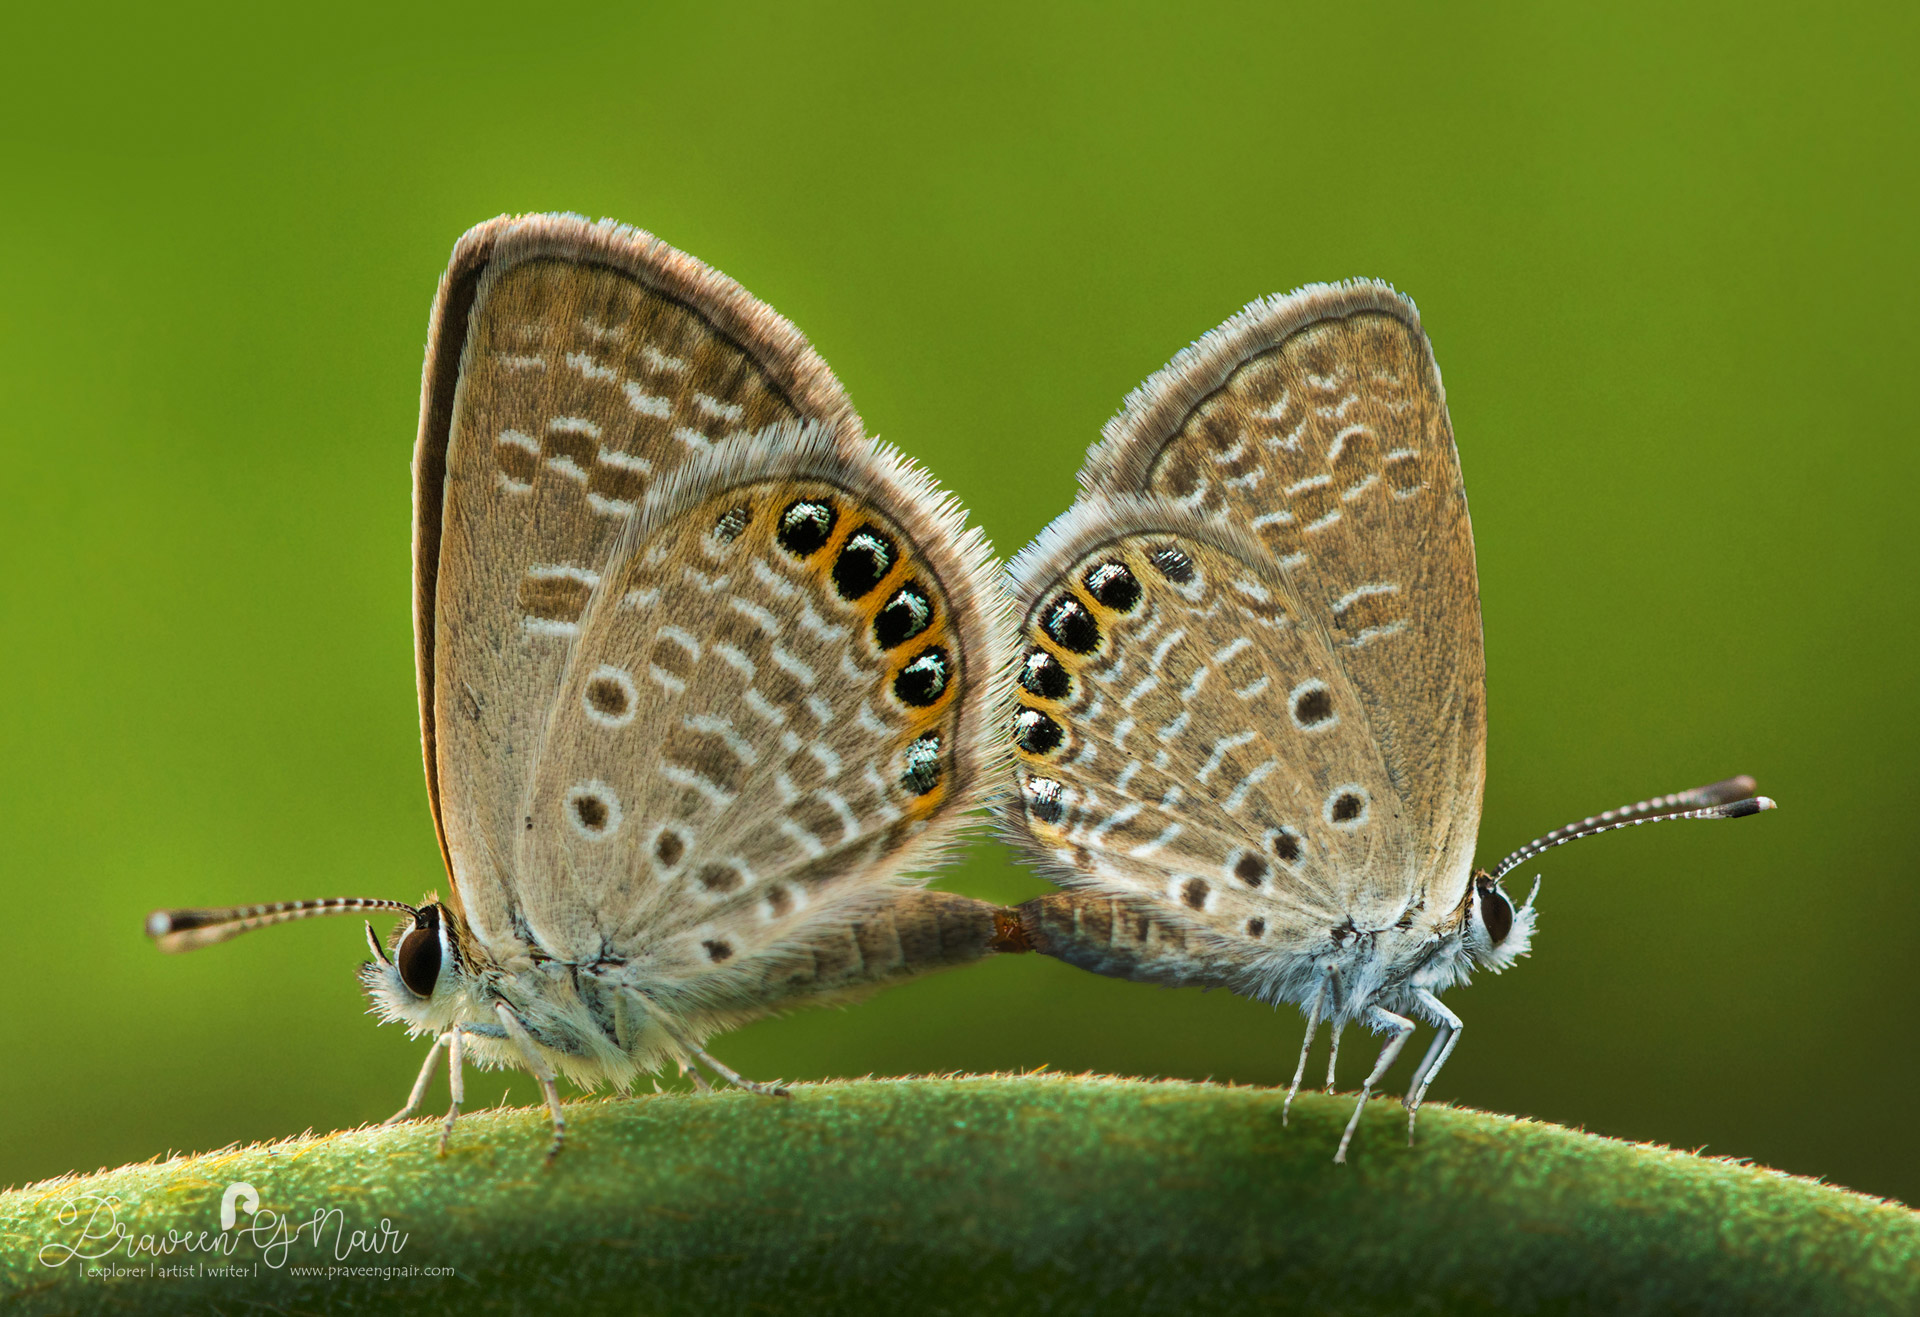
1488,775,1776,883
146,898,418,953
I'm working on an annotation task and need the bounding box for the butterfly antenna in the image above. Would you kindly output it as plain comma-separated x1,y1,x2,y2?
146,898,418,953
1488,775,1775,884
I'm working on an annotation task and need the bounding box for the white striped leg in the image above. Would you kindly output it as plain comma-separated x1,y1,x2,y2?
496,1005,567,1162
387,1032,450,1125
656,1018,789,1097
1284,982,1327,1126
438,1027,467,1154
1333,1007,1415,1164
686,1043,790,1098
1324,1024,1344,1092
1404,989,1464,1144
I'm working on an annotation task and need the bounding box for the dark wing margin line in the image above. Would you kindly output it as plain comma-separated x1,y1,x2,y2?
409,212,866,895
1077,280,1435,498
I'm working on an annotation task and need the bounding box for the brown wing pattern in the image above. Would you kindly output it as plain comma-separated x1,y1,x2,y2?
523,428,1006,983
414,215,864,945
1004,502,1415,957
1077,284,1485,919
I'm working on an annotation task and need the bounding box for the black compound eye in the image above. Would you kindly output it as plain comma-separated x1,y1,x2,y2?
874,584,934,649
777,500,837,557
395,918,442,998
1019,648,1071,700
833,527,897,600
1043,595,1100,653
1476,878,1515,945
1082,560,1141,611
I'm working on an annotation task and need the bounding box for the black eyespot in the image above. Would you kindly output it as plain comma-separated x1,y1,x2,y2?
893,647,951,706
1024,776,1064,824
777,500,836,557
1292,684,1334,728
1181,878,1210,910
1149,546,1194,584
1476,875,1515,945
833,527,897,599
586,675,632,718
1246,917,1267,938
702,939,734,963
1019,648,1071,700
1083,560,1141,611
713,504,751,541
396,911,441,998
1272,828,1303,863
575,795,610,830
874,584,934,649
1043,595,1100,653
1014,708,1064,756
697,864,743,893
654,830,686,867
1329,791,1365,825
901,732,943,796
1234,853,1269,887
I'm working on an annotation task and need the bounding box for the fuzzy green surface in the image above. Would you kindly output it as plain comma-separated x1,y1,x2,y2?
3,1076,1913,1315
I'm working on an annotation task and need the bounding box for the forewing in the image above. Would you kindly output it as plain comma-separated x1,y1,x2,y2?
1078,284,1485,912
414,215,863,943
1003,500,1415,958
519,425,1007,994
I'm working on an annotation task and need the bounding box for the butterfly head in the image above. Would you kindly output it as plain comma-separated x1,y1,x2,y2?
362,900,477,1037
1463,871,1537,972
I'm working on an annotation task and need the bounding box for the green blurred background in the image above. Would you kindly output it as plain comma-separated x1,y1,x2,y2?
2,2,1913,1205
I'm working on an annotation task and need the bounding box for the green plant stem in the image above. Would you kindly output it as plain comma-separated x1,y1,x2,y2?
3,1075,1913,1315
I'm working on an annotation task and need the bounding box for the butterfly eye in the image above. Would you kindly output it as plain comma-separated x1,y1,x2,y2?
1475,876,1515,945
395,914,442,998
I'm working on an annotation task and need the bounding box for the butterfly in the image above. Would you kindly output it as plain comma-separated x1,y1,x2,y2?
148,214,1018,1157
999,282,1774,1161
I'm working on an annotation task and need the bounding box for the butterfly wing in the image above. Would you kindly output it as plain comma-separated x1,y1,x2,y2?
520,425,1007,995
1074,284,1485,928
414,214,865,946
1004,500,1420,985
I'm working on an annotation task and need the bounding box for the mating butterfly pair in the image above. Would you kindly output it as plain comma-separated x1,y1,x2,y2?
148,215,1771,1162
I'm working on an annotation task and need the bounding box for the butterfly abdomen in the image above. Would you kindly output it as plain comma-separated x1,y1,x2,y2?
748,891,1021,1009
1015,892,1238,990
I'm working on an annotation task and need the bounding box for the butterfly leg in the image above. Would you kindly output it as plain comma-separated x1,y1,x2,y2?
386,1031,450,1125
679,1060,714,1093
1284,980,1328,1125
1333,1006,1415,1164
1403,989,1463,1143
1324,1024,1344,1092
683,1043,791,1099
496,1004,567,1162
437,1027,467,1155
